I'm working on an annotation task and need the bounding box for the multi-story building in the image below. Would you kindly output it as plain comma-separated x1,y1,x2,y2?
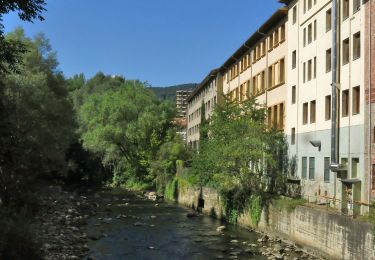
221,8,288,132
283,0,375,214
187,8,288,150
186,0,374,215
186,69,222,149
176,90,193,118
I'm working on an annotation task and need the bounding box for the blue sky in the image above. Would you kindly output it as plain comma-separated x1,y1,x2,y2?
3,0,282,87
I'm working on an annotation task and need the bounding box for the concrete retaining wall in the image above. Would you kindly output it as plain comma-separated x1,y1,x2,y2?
177,184,375,260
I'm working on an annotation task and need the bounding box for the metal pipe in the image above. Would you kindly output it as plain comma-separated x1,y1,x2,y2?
368,0,373,205
331,0,339,168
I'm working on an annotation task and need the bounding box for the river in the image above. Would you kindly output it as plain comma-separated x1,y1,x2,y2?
84,189,317,260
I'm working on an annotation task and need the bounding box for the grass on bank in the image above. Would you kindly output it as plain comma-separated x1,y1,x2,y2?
273,197,307,212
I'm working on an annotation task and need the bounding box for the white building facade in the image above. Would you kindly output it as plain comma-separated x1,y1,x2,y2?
283,0,374,214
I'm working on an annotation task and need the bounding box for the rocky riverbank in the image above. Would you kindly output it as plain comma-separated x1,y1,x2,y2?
32,186,320,260
33,185,98,259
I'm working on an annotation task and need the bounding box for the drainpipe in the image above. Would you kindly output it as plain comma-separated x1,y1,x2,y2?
331,0,339,170
368,0,373,205
331,0,341,207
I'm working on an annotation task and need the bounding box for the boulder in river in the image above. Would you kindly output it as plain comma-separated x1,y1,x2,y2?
133,222,146,226
216,225,226,232
186,212,199,218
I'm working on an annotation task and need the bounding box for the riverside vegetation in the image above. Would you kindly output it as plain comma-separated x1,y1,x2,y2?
0,1,299,259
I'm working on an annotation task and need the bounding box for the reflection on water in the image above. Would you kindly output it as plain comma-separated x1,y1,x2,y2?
85,190,287,260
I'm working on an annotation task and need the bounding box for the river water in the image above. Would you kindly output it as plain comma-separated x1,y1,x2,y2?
84,189,315,260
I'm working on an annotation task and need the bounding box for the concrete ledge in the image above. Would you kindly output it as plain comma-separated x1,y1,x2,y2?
177,184,375,259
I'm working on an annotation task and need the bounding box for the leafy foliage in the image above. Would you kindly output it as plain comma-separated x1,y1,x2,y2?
0,0,46,74
78,79,176,186
149,131,191,193
190,97,288,217
0,28,75,208
248,195,262,226
164,177,178,201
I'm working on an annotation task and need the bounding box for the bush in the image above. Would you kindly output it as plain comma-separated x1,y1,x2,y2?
248,195,262,226
164,178,178,201
228,208,238,224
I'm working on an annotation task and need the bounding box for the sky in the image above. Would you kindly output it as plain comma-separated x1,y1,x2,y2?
3,0,283,87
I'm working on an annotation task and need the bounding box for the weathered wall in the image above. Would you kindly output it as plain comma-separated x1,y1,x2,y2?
177,184,375,260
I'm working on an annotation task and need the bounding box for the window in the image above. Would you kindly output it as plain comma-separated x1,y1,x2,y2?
280,25,285,42
261,71,266,92
353,86,360,115
279,103,284,129
326,9,332,32
269,34,274,51
303,0,306,13
310,100,316,123
292,50,296,69
303,102,308,124
293,6,297,24
279,58,285,83
343,0,349,21
274,29,279,46
314,56,317,78
314,20,317,41
326,48,332,72
308,59,312,81
324,157,330,182
268,107,272,126
308,23,312,44
352,158,359,178
342,89,349,117
273,106,278,128
262,40,266,56
353,0,361,13
291,128,296,145
372,165,375,190
302,157,307,179
268,59,284,89
240,84,244,102
325,95,331,120
353,32,361,60
309,157,315,180
303,28,306,47
303,62,306,83
308,0,312,10
292,86,296,104
246,81,250,98
343,38,350,65
252,76,257,96
268,66,273,88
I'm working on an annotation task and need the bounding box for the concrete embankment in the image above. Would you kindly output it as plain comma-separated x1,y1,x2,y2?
176,183,375,260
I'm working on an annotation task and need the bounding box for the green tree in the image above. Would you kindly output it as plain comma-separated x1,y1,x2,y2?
78,80,175,187
190,98,287,212
0,0,46,74
149,130,191,193
0,28,75,207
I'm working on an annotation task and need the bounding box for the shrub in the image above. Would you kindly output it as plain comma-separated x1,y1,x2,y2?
164,178,178,201
248,195,262,226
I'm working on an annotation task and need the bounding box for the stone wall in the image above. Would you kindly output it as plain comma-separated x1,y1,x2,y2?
177,184,375,260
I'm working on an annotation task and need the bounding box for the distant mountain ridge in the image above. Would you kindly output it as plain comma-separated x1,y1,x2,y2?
150,83,197,101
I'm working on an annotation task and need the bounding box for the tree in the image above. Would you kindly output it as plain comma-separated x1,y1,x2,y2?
0,28,75,207
78,79,175,187
149,130,191,193
0,0,46,74
190,98,287,212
